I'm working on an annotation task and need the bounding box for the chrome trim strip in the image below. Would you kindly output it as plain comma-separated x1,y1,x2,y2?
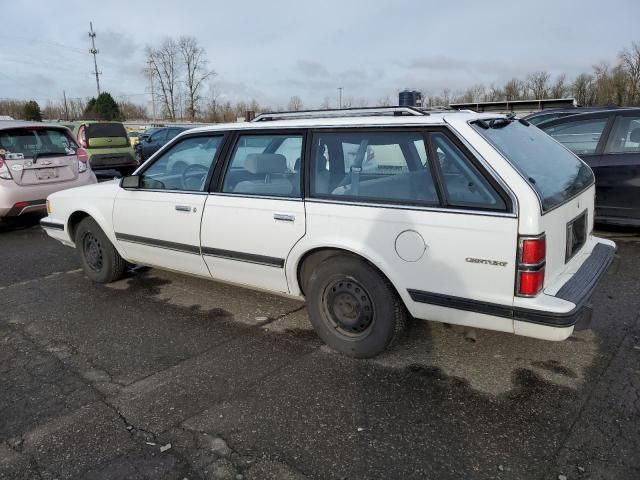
305,198,517,218
207,192,303,202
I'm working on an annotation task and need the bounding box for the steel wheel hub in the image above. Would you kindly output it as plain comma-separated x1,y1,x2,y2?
83,232,103,271
323,279,374,336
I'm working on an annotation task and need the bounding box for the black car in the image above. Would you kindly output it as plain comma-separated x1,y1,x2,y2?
536,108,640,227
523,106,622,126
135,126,190,161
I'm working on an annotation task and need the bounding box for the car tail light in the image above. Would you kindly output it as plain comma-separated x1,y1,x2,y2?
0,156,11,180
76,147,89,173
77,127,88,148
516,234,546,297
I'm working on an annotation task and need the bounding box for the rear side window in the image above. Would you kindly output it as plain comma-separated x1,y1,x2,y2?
473,119,595,211
431,133,506,210
539,118,608,155
222,134,303,197
604,115,640,154
310,131,439,205
85,122,127,139
0,128,77,159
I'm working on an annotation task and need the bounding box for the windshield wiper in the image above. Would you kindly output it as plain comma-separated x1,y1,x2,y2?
32,151,66,163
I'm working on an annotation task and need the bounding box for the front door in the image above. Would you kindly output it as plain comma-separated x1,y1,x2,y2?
200,131,306,293
113,134,225,276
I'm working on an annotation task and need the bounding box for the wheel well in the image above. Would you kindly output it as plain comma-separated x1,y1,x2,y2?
67,211,90,244
297,248,402,302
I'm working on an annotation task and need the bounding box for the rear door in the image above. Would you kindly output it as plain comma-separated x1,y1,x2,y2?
200,130,306,293
0,127,80,186
306,127,518,328
113,133,225,276
595,111,640,223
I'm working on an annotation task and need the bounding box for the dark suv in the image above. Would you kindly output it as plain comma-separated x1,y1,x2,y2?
537,108,640,227
135,126,190,161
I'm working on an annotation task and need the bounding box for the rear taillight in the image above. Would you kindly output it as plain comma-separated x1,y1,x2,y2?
0,156,11,180
516,234,546,297
78,128,88,148
76,147,89,173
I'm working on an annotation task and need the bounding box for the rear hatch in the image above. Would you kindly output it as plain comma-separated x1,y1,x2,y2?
540,186,595,289
0,127,80,186
82,122,129,149
469,117,597,294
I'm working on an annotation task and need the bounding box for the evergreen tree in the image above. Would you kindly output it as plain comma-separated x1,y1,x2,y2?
23,100,43,121
83,92,123,120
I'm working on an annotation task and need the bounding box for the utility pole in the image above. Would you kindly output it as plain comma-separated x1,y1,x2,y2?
146,60,156,121
88,22,101,96
338,87,343,109
62,90,69,120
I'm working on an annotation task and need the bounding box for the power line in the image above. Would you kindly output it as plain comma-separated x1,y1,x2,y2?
88,21,102,96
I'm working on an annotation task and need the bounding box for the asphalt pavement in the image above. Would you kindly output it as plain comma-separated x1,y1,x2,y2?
1,216,639,480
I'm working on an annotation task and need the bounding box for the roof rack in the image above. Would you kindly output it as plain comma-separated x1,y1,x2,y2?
251,106,428,122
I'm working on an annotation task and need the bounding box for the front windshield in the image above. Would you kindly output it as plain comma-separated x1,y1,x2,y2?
472,118,594,211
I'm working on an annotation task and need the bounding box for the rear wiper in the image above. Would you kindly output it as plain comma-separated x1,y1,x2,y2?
472,118,513,129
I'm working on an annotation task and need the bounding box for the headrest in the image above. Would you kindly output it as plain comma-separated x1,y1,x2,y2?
244,153,287,174
630,127,640,144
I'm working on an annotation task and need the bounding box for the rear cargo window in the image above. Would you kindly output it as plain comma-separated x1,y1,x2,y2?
85,123,127,139
0,128,77,159
472,119,594,211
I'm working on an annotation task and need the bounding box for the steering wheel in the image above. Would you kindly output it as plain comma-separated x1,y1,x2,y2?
181,164,209,190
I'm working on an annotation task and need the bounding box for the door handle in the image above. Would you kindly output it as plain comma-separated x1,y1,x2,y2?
175,204,191,212
273,213,295,222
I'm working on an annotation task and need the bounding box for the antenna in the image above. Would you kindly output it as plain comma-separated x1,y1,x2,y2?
88,21,102,96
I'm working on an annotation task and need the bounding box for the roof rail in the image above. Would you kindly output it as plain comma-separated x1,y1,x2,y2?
251,106,428,122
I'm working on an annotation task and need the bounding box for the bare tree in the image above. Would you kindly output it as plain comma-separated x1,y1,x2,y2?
178,36,216,121
146,38,181,120
503,78,523,101
287,95,303,111
526,71,551,99
619,42,640,104
572,73,596,106
377,95,392,106
550,74,568,98
319,97,330,109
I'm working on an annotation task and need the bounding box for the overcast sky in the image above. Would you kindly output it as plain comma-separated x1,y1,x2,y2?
1,0,639,109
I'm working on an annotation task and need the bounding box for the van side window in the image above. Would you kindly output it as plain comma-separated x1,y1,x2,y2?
222,134,303,197
431,133,506,210
310,131,439,205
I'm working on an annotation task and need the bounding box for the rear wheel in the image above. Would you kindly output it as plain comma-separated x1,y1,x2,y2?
306,255,406,358
75,217,126,283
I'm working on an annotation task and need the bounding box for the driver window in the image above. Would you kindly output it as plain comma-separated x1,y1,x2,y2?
139,135,222,192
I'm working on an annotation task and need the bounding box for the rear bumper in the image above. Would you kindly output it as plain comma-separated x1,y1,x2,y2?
0,172,97,218
89,152,137,170
407,241,616,331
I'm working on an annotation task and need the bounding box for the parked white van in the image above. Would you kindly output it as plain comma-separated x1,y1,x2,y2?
41,107,615,357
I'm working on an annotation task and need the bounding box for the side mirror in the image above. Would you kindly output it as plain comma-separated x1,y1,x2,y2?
121,175,140,189
146,136,153,143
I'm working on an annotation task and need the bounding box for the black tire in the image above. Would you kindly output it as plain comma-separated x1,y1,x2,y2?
306,255,407,358
75,217,127,283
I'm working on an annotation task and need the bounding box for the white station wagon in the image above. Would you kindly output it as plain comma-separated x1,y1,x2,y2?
41,107,616,357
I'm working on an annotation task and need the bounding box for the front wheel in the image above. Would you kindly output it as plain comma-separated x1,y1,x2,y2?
306,255,407,358
75,217,127,283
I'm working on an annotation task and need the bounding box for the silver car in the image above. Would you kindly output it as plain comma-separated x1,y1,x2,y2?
0,121,96,220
